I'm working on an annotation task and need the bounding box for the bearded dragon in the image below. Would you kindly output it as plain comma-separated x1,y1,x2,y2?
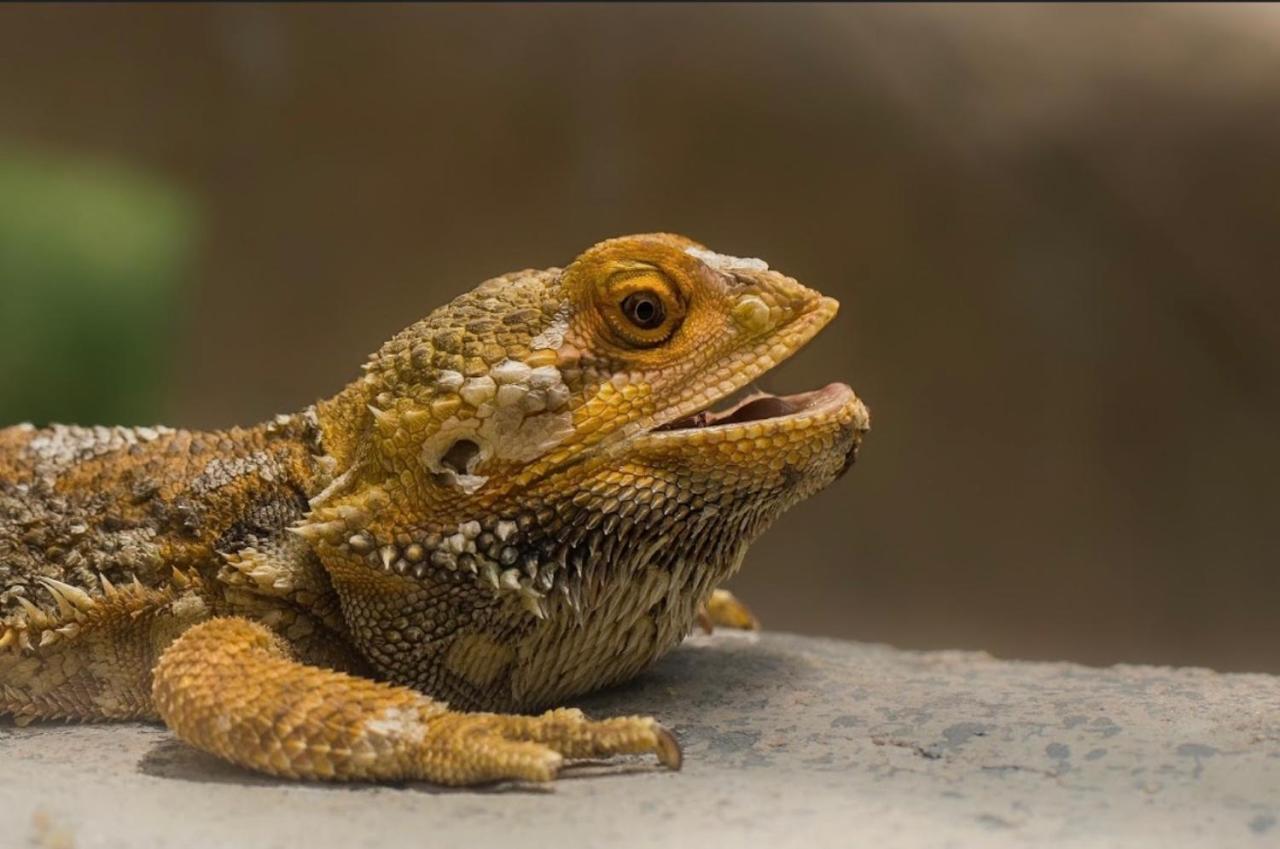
0,234,869,784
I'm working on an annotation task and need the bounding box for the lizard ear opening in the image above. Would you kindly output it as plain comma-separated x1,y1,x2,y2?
440,439,481,477
422,433,491,494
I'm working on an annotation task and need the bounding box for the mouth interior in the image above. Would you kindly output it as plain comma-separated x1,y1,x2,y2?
654,385,844,433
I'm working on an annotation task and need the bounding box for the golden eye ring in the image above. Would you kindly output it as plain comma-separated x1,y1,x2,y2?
600,269,686,349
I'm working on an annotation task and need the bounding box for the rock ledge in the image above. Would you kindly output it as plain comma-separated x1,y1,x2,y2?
4,632,1277,848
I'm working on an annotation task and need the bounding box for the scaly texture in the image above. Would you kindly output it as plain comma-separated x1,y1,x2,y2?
1,233,869,783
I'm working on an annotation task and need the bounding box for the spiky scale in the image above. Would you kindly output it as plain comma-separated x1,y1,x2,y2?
38,577,96,616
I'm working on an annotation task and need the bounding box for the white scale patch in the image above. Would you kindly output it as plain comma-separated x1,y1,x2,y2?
685,246,769,275
363,706,428,743
529,305,571,351
26,424,174,475
422,359,574,494
191,453,277,493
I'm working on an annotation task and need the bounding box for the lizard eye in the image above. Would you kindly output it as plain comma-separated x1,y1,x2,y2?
602,269,685,348
621,291,665,329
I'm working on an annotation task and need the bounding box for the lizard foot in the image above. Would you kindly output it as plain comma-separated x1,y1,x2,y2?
429,707,681,783
697,588,760,634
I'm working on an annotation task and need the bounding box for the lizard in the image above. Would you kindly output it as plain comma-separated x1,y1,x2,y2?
0,233,869,785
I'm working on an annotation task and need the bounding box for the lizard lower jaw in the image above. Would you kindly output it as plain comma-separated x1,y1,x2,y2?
650,382,865,437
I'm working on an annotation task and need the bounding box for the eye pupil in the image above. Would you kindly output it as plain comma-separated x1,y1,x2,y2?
622,291,665,329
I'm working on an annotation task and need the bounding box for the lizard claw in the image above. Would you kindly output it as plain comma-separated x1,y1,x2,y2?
699,589,760,633
654,722,683,770
481,709,683,775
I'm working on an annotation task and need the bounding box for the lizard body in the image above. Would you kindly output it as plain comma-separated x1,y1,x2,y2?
0,234,869,783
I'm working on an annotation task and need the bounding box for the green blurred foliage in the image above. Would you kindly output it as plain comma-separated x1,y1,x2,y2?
0,149,195,426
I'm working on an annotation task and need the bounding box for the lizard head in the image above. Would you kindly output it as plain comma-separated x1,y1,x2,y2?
309,234,869,705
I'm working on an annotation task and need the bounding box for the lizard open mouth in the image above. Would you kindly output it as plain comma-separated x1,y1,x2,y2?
653,383,857,434
634,293,866,444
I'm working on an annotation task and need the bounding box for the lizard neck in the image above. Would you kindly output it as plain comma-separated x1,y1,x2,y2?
313,381,373,485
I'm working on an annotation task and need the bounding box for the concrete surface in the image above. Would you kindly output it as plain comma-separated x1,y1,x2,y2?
3,631,1278,849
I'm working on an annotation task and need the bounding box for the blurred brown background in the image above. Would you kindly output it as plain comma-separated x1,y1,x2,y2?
1,4,1276,672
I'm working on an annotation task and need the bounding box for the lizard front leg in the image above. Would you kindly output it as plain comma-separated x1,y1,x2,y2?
152,617,680,783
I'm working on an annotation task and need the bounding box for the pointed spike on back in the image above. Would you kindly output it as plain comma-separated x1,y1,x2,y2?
37,577,96,613
16,596,47,625
99,573,118,598
41,586,74,619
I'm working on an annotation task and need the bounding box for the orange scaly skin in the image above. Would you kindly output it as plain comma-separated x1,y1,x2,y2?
0,234,869,784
